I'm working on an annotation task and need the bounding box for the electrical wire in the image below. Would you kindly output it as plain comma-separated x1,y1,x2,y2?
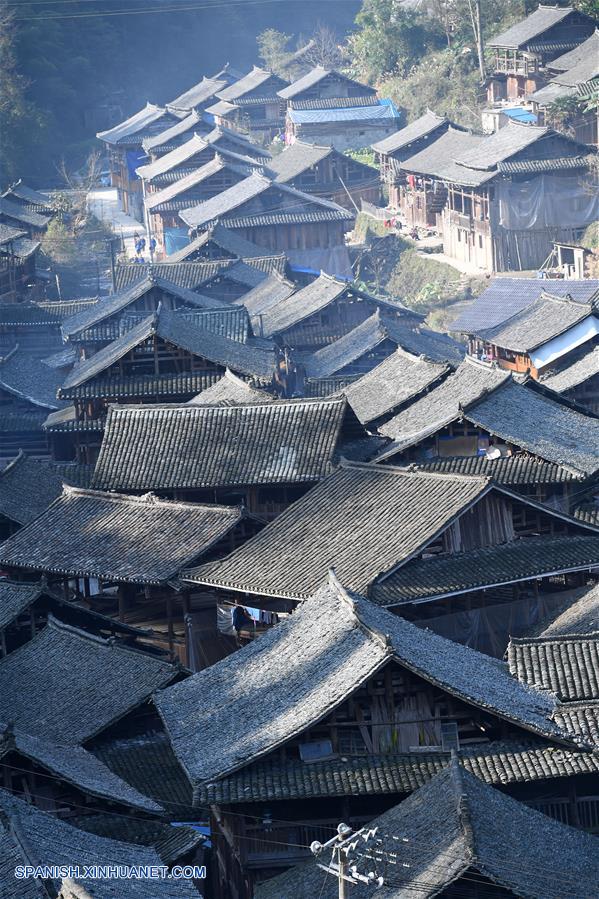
13,0,351,23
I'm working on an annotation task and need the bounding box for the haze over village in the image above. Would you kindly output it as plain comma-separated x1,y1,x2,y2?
0,0,599,896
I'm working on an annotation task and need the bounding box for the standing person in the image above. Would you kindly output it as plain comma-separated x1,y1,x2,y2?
149,236,157,260
232,601,254,644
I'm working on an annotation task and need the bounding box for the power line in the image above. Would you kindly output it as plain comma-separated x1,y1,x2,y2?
13,0,350,23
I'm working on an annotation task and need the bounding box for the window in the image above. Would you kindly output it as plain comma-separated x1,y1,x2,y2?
478,234,483,249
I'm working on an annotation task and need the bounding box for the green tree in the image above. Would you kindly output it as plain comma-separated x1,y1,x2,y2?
347,0,436,82
257,28,295,76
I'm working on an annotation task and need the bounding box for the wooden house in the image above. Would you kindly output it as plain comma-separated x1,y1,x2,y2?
303,310,463,380
144,156,259,255
487,4,596,103
255,759,599,899
376,359,599,514
267,141,381,211
467,291,599,378
179,171,355,279
0,488,261,662
113,256,287,303
185,462,599,656
91,396,369,520
0,197,50,241
138,131,269,193
0,223,41,303
141,110,213,161
204,67,290,141
398,122,598,272
542,345,599,414
528,30,599,147
371,111,463,218
244,271,421,350
96,103,180,220
342,348,452,427
54,305,271,464
278,67,398,151
155,574,599,895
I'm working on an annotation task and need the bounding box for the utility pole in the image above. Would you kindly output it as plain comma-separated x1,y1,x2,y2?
311,823,384,897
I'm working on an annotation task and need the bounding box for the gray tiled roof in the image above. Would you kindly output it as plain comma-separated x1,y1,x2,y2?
0,197,51,230
456,121,552,171
343,349,450,425
179,171,353,229
488,5,577,49
97,102,175,146
92,397,351,492
1,181,53,211
216,66,288,101
60,371,220,402
167,76,227,112
410,453,577,485
252,272,346,337
136,133,209,180
0,345,64,409
166,222,269,263
508,633,599,702
378,357,510,447
0,486,245,585
371,534,599,606
400,127,490,187
199,740,599,805
0,788,199,898
235,272,297,318
0,222,26,245
266,142,333,183
113,256,284,293
480,292,595,351
543,346,599,393
188,369,275,406
142,109,204,153
450,277,599,334
278,66,372,100
464,379,599,478
0,615,178,743
549,28,599,71
1,727,162,813
371,109,450,155
255,759,599,899
155,577,574,791
184,463,492,599
305,312,462,378
0,581,44,630
553,701,599,747
0,451,69,526
539,583,599,636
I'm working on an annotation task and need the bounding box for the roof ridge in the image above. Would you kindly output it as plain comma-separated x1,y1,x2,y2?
340,459,493,485
510,632,599,645
61,483,242,514
328,570,392,652
0,450,26,477
449,756,476,860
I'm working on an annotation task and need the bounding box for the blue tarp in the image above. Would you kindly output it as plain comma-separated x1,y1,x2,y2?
126,149,146,180
164,227,190,255
503,107,537,124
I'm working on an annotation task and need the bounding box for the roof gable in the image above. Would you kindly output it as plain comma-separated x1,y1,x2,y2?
255,758,599,899
155,577,573,789
97,102,176,146
480,291,596,352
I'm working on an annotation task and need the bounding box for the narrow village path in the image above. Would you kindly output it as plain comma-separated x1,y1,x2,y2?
87,188,146,259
